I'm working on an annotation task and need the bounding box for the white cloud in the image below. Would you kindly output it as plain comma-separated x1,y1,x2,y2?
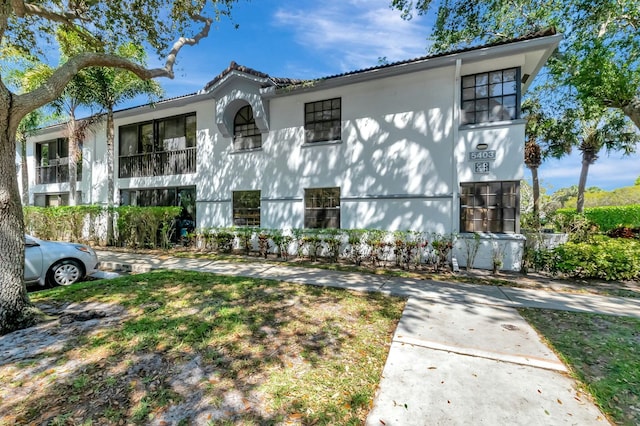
272,0,431,72
537,149,640,191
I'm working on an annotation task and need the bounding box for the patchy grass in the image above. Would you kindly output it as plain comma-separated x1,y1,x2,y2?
1,271,404,425
520,309,640,426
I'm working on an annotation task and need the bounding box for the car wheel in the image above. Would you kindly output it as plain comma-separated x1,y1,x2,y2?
49,260,84,286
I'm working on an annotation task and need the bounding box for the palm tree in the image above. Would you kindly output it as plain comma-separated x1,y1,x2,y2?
545,107,638,213
16,111,44,205
83,43,162,244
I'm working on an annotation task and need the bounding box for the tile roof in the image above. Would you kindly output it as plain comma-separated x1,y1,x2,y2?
203,28,557,93
203,61,306,92
312,28,558,83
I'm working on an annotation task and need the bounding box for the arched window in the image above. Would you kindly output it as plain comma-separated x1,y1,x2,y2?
233,105,262,150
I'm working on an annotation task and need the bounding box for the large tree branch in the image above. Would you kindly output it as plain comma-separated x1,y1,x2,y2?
11,12,213,129
164,13,213,74
11,0,86,23
12,53,170,127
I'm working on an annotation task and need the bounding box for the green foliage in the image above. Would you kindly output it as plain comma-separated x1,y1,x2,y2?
344,229,366,266
116,206,181,248
390,0,640,127
24,205,103,244
564,185,640,208
213,229,234,253
24,205,181,248
270,229,293,260
550,237,640,281
556,205,640,232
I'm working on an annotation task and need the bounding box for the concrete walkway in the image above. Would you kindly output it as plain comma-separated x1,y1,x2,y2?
97,250,640,425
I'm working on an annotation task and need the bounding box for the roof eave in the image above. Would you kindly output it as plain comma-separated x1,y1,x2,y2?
264,33,562,98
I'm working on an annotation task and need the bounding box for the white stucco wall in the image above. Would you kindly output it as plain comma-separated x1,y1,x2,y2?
20,34,566,271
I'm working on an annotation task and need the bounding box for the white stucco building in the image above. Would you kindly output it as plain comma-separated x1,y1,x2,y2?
20,31,561,270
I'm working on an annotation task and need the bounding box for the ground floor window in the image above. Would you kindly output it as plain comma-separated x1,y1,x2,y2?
120,186,196,235
304,187,340,229
233,190,261,226
460,181,519,233
34,192,81,207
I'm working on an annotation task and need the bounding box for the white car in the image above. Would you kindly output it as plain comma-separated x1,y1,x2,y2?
25,235,100,286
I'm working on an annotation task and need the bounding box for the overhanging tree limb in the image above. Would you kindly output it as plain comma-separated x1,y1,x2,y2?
12,10,213,128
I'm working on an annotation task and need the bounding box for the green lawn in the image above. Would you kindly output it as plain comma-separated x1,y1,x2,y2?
521,309,640,426
1,271,404,425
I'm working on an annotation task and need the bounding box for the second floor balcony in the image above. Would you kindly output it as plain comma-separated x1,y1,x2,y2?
36,160,82,185
119,147,197,178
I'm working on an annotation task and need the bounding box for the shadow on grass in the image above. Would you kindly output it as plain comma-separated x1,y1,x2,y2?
1,270,404,425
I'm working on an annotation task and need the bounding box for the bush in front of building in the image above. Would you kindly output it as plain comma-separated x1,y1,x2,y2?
24,205,181,249
24,205,104,244
545,236,640,281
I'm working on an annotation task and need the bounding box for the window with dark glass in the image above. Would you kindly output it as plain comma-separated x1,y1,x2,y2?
460,181,519,233
120,186,196,241
118,113,196,177
233,105,262,150
461,68,520,125
304,98,341,143
35,138,81,184
304,187,340,229
233,191,261,226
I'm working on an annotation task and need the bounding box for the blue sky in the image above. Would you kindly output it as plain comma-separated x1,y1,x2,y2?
141,0,639,193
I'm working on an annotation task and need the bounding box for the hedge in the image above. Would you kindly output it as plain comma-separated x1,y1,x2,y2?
550,237,640,281
24,205,181,248
555,204,640,232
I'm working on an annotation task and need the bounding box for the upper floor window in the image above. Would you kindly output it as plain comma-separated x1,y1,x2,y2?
304,98,341,143
118,113,196,178
304,187,340,229
119,113,196,156
460,181,519,233
461,68,520,125
233,105,262,151
35,138,81,184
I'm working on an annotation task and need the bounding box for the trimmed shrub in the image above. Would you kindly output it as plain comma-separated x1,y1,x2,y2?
555,205,640,232
116,206,181,248
550,237,640,281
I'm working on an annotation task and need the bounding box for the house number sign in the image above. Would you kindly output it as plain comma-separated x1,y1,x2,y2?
474,162,491,173
470,150,495,174
469,150,496,160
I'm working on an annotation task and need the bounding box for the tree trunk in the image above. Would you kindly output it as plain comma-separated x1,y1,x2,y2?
106,107,115,245
20,135,29,206
531,166,540,227
576,152,594,214
68,111,77,206
0,96,39,335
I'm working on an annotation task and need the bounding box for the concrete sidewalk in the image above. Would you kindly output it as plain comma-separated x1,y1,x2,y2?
97,250,639,425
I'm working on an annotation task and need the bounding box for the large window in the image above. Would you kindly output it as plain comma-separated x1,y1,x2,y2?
35,138,81,184
461,68,520,125
460,181,519,233
119,113,196,177
304,98,341,143
304,187,340,229
233,105,262,150
34,192,81,207
233,190,261,226
120,186,196,239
